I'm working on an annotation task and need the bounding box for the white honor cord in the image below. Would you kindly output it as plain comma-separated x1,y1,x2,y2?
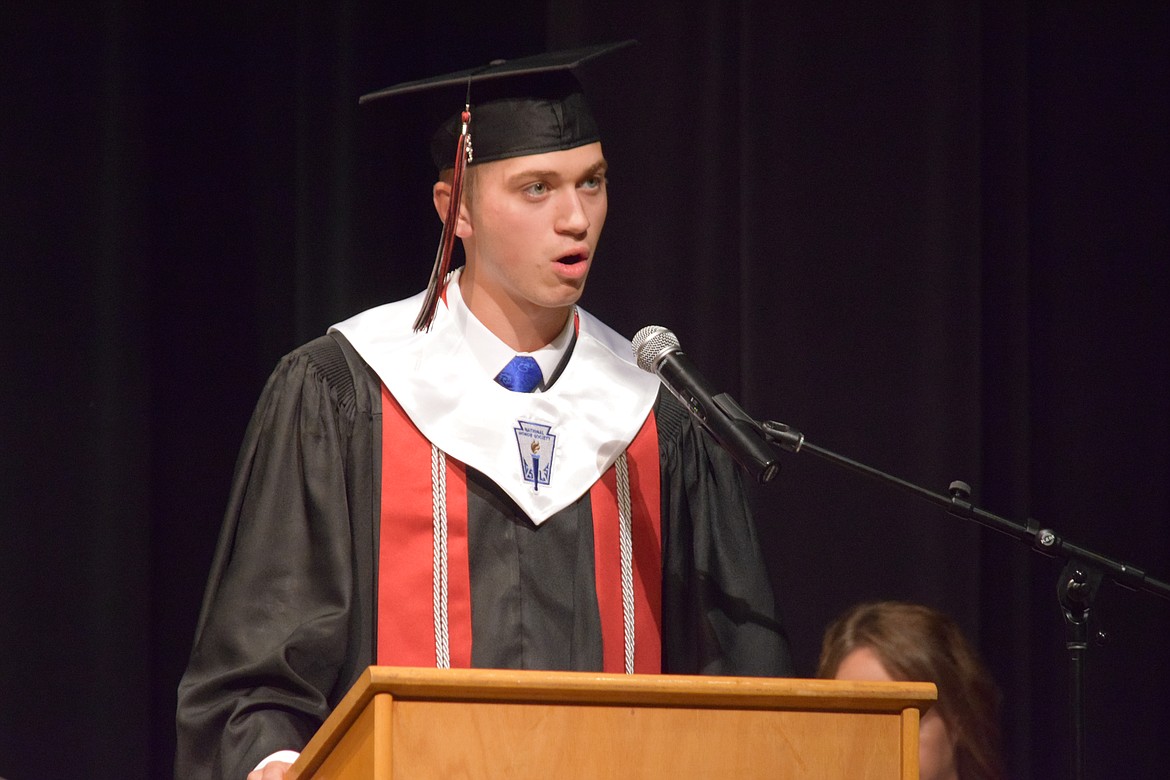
431,445,451,668
616,452,635,674
428,447,635,672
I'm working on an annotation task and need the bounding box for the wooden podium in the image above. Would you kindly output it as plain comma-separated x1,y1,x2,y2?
288,667,935,779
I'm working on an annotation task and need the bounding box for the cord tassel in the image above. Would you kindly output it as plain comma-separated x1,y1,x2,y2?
413,107,472,332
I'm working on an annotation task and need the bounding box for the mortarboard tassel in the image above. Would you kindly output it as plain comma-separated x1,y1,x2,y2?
413,105,472,332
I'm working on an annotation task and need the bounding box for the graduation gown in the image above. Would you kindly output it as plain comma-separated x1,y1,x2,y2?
175,317,791,780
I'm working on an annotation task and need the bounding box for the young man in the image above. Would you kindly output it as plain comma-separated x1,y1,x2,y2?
176,43,791,780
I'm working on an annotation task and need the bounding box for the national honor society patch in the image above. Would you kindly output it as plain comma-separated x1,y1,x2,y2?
513,420,556,491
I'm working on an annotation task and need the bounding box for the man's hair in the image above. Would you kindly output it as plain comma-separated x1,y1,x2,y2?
437,165,479,209
817,601,1005,780
435,166,479,216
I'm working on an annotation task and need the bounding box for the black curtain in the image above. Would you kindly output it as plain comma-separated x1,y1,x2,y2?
2,2,1166,778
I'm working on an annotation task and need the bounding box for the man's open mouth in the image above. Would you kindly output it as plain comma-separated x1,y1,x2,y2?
556,251,588,265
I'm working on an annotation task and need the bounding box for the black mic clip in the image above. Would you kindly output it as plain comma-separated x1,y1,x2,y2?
760,420,805,453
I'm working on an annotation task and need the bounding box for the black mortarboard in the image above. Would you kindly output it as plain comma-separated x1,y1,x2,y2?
360,40,634,170
360,41,634,331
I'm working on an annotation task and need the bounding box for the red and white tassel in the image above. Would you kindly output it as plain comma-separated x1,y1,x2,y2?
413,107,472,332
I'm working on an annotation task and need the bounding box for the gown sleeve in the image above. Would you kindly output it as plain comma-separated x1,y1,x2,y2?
175,336,371,780
657,390,794,677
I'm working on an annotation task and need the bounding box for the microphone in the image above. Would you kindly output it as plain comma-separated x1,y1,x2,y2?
632,326,779,484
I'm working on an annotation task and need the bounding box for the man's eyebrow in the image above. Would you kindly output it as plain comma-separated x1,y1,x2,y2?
583,160,609,178
506,168,558,184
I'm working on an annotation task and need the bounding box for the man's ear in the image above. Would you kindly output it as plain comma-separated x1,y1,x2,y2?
432,180,473,237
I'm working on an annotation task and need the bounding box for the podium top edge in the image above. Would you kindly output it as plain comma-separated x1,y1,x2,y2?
360,666,937,711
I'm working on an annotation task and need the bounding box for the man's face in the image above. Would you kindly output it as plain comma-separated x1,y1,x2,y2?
458,142,608,331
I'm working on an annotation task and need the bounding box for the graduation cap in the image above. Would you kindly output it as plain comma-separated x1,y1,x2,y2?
360,40,635,331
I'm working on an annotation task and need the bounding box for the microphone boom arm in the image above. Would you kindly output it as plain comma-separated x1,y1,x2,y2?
757,419,1170,601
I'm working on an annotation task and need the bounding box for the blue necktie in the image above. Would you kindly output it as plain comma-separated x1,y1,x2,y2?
495,355,543,393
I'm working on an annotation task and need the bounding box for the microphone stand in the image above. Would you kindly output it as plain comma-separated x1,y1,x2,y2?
757,419,1170,780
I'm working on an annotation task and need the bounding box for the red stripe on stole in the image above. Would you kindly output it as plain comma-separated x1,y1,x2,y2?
377,385,472,667
590,412,663,673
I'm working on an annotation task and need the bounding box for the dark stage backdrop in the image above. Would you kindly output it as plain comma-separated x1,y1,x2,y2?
3,2,1167,778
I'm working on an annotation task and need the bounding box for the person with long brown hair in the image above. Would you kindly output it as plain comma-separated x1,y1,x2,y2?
818,601,1005,780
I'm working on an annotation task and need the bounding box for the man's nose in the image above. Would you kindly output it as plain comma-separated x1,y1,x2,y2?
555,190,590,235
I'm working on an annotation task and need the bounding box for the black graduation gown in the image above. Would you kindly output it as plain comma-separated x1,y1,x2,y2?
175,332,792,780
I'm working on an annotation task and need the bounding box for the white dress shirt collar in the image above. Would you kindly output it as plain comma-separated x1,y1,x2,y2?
447,275,574,391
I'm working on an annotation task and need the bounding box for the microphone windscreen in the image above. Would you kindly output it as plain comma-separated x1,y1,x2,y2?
631,325,678,373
